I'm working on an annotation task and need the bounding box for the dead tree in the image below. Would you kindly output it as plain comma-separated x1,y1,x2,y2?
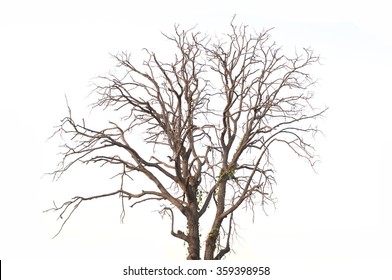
46,18,326,260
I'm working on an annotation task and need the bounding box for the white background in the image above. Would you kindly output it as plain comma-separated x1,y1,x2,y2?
1,0,391,278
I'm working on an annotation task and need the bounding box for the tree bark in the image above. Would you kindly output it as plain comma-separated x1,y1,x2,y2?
204,178,227,260
204,219,222,259
186,203,200,260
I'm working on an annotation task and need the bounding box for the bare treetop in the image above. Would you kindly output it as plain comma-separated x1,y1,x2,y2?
47,18,326,260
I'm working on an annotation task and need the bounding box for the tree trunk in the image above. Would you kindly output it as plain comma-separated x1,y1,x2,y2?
204,218,222,260
186,203,200,260
204,179,227,260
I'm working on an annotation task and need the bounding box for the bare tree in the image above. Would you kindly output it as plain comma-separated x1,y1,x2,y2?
46,18,326,260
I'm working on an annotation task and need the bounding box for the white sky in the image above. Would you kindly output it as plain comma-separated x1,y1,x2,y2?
1,0,391,278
